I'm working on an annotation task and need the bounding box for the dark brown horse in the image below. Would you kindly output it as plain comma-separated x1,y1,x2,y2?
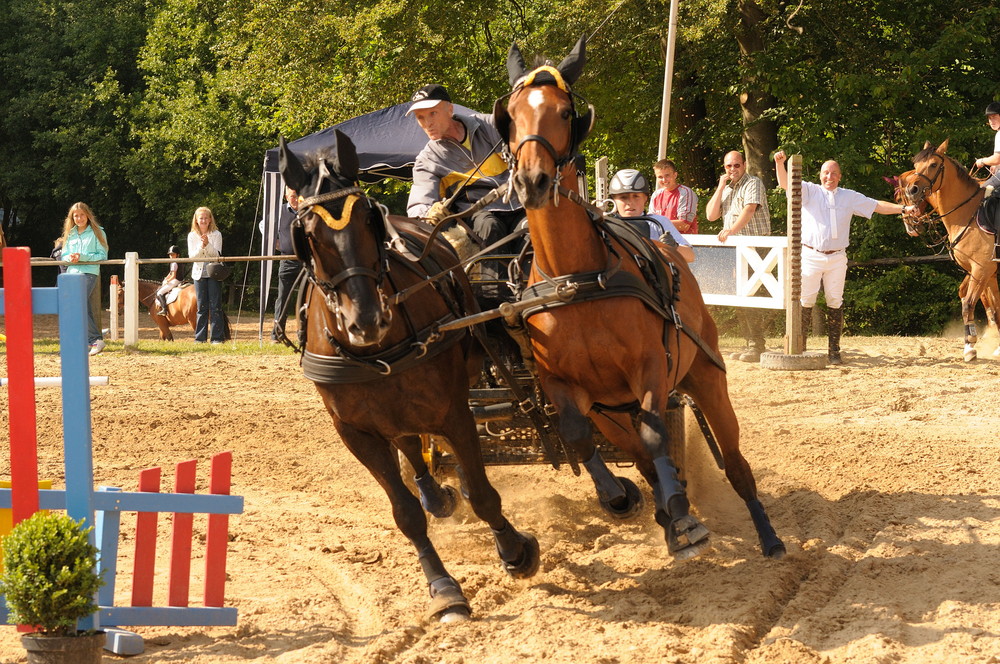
495,37,784,560
899,140,998,361
278,131,538,622
118,279,231,341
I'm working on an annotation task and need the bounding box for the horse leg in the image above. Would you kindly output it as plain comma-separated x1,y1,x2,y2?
439,404,539,579
395,434,456,519
959,275,979,362
152,312,172,341
546,377,643,518
334,419,471,622
982,280,1000,358
678,363,785,558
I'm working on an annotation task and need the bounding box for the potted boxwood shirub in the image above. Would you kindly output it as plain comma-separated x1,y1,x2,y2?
1,511,105,664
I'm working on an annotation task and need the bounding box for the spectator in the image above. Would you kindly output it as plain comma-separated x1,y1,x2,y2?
268,186,302,342
775,151,910,364
607,169,695,263
649,159,698,234
187,207,226,344
705,150,771,363
61,202,108,355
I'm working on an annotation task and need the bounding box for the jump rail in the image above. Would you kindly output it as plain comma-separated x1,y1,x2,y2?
0,247,244,654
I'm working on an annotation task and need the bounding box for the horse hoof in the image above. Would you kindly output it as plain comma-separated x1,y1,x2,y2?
500,533,540,579
425,578,470,623
763,539,787,559
964,351,977,362
429,484,458,519
438,607,471,624
599,476,644,520
666,515,710,560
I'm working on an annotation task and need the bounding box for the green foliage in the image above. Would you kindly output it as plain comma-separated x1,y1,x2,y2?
846,264,960,335
0,512,104,636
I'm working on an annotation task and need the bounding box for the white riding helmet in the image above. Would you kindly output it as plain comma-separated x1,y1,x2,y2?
609,169,650,196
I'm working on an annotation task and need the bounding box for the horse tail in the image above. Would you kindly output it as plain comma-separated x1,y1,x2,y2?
222,310,233,341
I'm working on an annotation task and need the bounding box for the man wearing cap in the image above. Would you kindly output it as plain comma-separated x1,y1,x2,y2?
974,102,1000,191
405,83,523,302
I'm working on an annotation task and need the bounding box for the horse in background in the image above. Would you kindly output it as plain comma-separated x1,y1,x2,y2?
278,131,539,622
495,36,784,560
118,279,231,341
899,140,997,361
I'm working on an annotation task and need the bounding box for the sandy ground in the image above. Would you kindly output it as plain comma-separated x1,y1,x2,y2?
1,313,999,664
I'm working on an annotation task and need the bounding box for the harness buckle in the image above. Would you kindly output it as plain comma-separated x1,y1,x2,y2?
375,360,392,376
519,398,536,414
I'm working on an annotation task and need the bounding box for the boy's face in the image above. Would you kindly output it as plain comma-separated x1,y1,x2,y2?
612,192,648,218
655,167,677,190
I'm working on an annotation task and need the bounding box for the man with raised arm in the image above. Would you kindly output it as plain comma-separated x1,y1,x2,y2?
774,150,910,364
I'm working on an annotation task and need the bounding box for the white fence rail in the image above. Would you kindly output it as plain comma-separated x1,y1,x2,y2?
684,235,788,310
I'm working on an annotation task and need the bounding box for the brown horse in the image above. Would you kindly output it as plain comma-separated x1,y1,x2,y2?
277,131,538,622
118,279,231,341
495,37,784,560
900,140,997,361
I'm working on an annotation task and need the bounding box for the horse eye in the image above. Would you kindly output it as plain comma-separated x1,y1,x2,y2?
561,109,572,120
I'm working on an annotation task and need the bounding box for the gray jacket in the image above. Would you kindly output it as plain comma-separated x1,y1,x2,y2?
406,113,522,217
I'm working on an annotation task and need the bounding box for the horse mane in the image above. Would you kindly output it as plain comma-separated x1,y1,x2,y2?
914,144,978,189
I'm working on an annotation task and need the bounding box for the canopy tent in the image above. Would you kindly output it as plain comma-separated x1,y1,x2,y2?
257,102,475,338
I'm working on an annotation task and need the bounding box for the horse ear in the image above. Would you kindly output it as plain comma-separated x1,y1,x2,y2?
922,140,932,150
279,137,309,193
332,129,360,182
938,138,950,154
507,42,528,87
556,34,587,86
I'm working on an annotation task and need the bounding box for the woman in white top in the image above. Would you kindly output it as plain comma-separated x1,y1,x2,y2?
187,207,225,343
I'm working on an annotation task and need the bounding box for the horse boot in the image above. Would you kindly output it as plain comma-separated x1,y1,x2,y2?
800,306,813,351
156,294,169,317
826,307,844,365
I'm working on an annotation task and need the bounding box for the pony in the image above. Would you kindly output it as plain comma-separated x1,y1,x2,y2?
277,130,539,622
117,278,231,341
899,140,997,362
494,36,784,560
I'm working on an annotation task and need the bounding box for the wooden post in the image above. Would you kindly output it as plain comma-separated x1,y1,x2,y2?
785,154,803,354
124,252,139,348
109,275,119,341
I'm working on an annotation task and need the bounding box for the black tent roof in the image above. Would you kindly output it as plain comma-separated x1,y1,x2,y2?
263,102,476,183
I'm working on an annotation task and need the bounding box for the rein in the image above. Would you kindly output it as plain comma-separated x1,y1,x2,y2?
907,154,986,260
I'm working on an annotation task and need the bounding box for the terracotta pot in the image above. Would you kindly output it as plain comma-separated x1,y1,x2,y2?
20,631,104,664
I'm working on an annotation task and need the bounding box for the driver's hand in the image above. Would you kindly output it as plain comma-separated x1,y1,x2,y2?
425,201,450,226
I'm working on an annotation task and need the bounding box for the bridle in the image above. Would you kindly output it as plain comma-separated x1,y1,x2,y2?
294,179,393,334
903,151,986,253
494,65,594,198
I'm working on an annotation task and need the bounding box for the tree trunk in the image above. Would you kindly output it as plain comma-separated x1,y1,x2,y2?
735,0,779,187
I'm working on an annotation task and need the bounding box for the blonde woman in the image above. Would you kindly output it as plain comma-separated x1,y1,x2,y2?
187,207,225,343
61,202,109,355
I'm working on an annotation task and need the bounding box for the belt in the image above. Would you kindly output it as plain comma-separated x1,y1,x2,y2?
803,244,844,255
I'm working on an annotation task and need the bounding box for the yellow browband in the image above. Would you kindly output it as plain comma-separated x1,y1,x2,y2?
522,65,569,93
312,194,359,231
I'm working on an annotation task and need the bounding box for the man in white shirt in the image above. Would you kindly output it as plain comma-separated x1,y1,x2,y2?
775,151,911,364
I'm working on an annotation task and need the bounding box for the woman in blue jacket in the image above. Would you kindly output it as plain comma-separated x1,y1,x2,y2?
61,202,109,355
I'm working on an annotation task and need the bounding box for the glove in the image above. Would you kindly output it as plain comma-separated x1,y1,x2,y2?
425,201,450,226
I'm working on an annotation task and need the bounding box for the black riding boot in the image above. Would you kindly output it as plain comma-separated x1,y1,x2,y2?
827,307,843,365
157,295,169,317
800,306,812,351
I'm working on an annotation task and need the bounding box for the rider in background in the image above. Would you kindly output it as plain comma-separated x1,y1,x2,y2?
607,169,695,263
155,245,184,316
974,101,1000,194
405,83,523,304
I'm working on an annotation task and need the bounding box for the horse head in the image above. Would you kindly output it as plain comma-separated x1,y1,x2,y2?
494,35,595,209
278,131,392,348
903,139,952,210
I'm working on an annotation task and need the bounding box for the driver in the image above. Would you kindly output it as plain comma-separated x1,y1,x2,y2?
405,84,524,304
607,169,695,263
